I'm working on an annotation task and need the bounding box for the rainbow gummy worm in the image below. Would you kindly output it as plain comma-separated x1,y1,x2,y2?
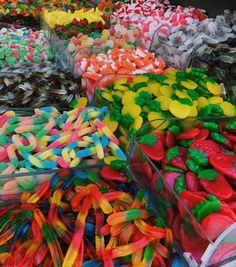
0,167,172,266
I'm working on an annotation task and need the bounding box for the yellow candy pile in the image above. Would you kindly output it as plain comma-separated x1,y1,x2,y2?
96,68,236,138
43,8,105,28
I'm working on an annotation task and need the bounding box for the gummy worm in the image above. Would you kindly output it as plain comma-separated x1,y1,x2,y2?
107,209,151,225
34,209,63,267
26,181,50,203
36,117,56,140
111,236,152,259
142,242,155,267
19,220,43,266
1,144,18,175
95,119,119,145
49,190,72,244
95,208,105,257
90,184,113,214
134,219,166,240
62,196,92,267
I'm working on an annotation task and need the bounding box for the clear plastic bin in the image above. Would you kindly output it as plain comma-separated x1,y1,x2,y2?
94,72,236,140
0,160,103,201
127,116,236,266
188,40,236,104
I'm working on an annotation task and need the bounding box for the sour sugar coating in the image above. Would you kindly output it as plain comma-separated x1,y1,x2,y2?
0,167,173,266
0,98,128,195
0,26,53,69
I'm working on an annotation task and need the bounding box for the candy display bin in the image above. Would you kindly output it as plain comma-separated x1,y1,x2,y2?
149,27,191,70
0,160,103,202
127,116,236,266
0,67,84,108
188,40,236,104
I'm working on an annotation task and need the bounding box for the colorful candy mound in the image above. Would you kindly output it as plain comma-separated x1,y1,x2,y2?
0,1,39,28
96,68,236,139
67,24,142,54
135,119,236,263
0,99,131,194
0,26,53,68
0,62,85,108
0,168,173,266
75,46,165,98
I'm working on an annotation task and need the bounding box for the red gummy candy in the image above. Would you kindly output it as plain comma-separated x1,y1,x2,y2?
209,153,236,180
201,213,234,241
199,173,233,201
190,140,220,157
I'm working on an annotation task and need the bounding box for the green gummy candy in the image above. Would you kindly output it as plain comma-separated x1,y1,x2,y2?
33,56,42,63
0,134,7,146
6,56,17,67
17,176,36,191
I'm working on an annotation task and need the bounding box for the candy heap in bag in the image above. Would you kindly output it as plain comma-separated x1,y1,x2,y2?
0,0,235,266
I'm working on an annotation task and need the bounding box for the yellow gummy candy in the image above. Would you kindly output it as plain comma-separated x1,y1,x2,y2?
175,90,190,99
130,116,143,132
113,91,123,99
166,69,177,76
101,91,114,102
142,105,150,113
122,104,141,118
208,96,223,104
74,97,88,108
114,78,128,85
114,84,129,91
103,116,118,133
133,75,149,83
206,81,221,95
181,80,198,90
160,85,173,97
104,156,118,165
122,91,138,105
197,97,208,110
220,102,236,116
156,96,171,111
70,158,81,168
189,106,198,117
148,112,169,129
164,77,177,85
137,87,150,94
148,83,161,97
169,101,191,119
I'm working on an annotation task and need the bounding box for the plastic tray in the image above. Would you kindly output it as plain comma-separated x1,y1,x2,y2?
127,116,236,266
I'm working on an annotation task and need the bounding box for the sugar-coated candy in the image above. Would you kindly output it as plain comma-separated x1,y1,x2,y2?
0,26,53,68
